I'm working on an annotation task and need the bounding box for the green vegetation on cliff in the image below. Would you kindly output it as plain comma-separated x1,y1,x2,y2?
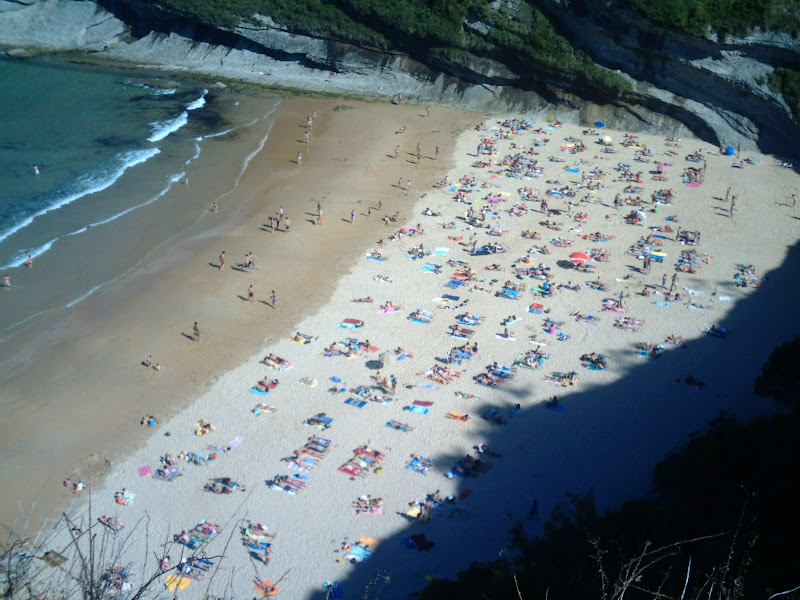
624,0,800,37
768,68,800,122
142,0,631,94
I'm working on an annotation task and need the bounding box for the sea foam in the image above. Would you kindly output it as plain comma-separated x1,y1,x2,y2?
147,111,188,142
0,148,161,245
186,90,208,111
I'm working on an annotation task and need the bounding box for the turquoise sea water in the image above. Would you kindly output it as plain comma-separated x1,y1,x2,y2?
0,58,280,334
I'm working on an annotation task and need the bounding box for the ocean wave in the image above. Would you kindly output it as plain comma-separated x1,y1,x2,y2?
0,147,161,245
0,238,57,270
147,111,188,142
90,171,186,228
124,81,177,95
0,170,186,270
186,89,208,111
186,142,202,165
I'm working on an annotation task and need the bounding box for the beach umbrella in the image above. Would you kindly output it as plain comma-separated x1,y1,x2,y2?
569,251,590,264
378,351,396,365
725,145,735,156
636,210,647,222
657,164,669,172
594,121,605,128
602,135,612,144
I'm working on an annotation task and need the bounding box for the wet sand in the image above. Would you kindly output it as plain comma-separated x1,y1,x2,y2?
0,97,473,529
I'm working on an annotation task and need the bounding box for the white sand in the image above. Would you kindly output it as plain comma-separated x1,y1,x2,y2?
43,118,800,599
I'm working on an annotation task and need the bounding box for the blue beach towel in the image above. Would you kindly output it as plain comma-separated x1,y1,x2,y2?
344,398,367,408
403,406,429,414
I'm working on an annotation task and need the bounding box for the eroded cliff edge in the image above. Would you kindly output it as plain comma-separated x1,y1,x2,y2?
1,0,797,157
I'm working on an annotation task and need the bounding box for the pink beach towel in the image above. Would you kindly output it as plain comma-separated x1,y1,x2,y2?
138,466,152,477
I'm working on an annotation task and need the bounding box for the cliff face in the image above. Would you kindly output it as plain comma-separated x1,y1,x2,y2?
0,0,797,156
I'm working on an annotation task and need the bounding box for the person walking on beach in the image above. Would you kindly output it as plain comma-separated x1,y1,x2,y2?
397,178,403,189
297,152,303,165
193,322,200,342
670,273,678,292
248,284,255,303
26,254,33,269
279,206,284,220
425,106,430,118
435,146,439,160
661,274,667,289
305,131,310,143
284,217,290,232
317,209,323,226
351,210,355,223
218,251,225,270
3,275,10,289
730,197,736,219
270,290,277,309
394,145,400,159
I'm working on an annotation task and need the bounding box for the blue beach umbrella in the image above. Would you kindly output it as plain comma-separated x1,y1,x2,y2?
725,145,735,156
594,121,605,128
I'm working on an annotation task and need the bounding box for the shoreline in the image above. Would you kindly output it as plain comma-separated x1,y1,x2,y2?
0,95,475,529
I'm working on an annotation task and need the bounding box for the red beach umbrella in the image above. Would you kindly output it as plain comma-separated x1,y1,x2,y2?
569,251,590,264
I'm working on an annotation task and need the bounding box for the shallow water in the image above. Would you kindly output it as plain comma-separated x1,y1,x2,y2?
0,58,281,335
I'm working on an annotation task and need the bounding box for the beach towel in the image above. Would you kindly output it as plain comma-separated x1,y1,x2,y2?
339,319,364,329
565,168,580,173
165,575,192,591
413,400,433,407
345,398,367,408
718,296,733,302
404,406,429,414
443,294,460,301
138,466,152,477
249,387,270,395
227,436,244,448
444,280,465,289
419,382,437,389
434,247,450,255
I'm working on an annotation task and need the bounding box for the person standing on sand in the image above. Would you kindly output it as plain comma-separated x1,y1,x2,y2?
435,146,439,160
397,178,403,189
193,322,200,342
284,217,290,232
425,106,430,118
271,290,277,309
661,274,667,289
317,209,323,226
297,152,302,165
730,197,736,219
211,202,218,213
3,275,9,289
248,284,255,303
305,131,310,143
219,251,225,270
351,210,355,223
26,254,33,269
394,145,400,159
670,273,678,292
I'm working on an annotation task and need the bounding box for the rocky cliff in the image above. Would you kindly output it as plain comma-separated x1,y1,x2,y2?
0,0,797,157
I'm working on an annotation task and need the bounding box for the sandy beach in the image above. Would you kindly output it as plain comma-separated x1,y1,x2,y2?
6,107,800,599
0,97,473,528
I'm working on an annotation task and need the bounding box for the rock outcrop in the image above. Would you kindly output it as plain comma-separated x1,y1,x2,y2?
0,0,797,157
